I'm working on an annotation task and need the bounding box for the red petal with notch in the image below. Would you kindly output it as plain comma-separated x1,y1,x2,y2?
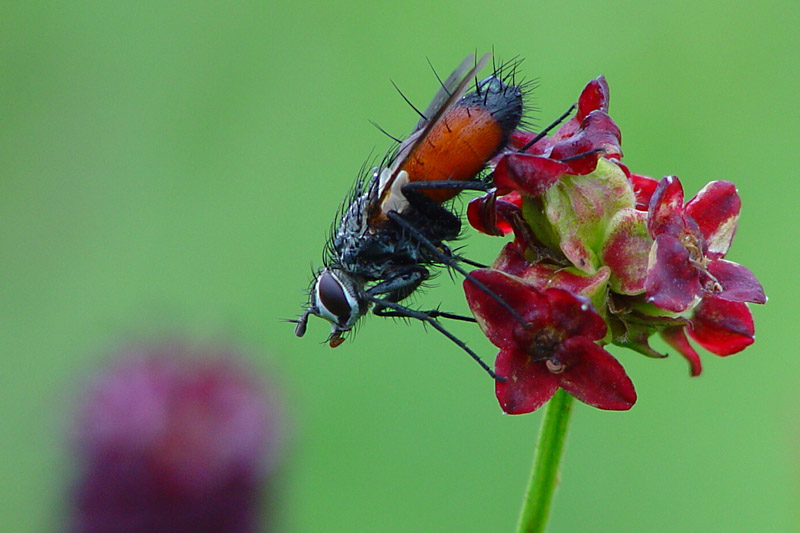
544,288,607,341
688,297,754,356
494,348,560,414
707,259,766,304
519,264,611,299
556,337,636,410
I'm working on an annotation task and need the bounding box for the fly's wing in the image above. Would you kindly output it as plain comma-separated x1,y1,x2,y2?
415,54,478,131
371,53,491,219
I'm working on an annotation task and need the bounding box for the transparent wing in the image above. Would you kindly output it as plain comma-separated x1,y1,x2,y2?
373,53,491,215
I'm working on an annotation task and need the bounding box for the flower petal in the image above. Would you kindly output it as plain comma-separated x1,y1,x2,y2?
647,176,686,238
518,265,612,313
509,129,554,156
544,288,607,341
492,242,531,277
688,297,754,356
551,76,612,142
660,326,703,376
550,111,622,173
577,75,610,118
707,259,766,304
685,181,740,258
494,348,560,414
629,173,660,211
467,192,505,236
555,338,636,410
645,234,702,312
493,153,570,196
464,269,550,349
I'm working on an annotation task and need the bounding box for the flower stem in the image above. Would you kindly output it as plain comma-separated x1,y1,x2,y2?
516,389,575,533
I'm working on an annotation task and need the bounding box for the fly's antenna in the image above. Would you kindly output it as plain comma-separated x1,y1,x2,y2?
289,309,311,337
390,80,427,122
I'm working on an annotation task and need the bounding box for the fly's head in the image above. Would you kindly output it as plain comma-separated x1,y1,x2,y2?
295,267,367,347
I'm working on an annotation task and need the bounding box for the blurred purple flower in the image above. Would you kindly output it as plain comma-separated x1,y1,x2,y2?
70,344,282,533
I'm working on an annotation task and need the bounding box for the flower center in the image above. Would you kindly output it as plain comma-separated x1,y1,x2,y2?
681,230,708,268
529,328,564,372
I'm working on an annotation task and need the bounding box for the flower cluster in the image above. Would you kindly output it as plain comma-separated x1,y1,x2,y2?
70,344,282,532
465,77,766,414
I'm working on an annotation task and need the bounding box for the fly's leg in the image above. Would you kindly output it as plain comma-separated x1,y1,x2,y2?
400,180,493,238
517,103,576,152
365,265,429,304
374,307,476,323
457,256,488,268
385,210,529,330
366,295,500,381
366,264,477,322
398,180,493,266
368,264,477,325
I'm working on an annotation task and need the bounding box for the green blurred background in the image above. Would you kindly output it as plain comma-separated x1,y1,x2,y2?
2,1,797,531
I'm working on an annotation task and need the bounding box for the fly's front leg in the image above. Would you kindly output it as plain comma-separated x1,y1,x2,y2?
374,306,476,323
366,295,499,381
367,265,476,323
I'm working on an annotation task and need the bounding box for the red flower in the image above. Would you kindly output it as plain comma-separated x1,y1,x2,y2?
71,345,282,532
462,74,766,403
464,269,636,414
468,76,623,237
491,77,621,198
645,176,766,312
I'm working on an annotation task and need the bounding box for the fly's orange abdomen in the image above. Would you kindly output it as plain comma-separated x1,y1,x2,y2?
398,75,523,204
399,105,504,204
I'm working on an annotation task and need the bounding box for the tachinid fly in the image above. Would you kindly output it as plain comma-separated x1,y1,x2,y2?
294,54,527,379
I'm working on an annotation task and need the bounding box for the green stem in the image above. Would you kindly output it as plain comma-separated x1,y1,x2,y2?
516,389,575,533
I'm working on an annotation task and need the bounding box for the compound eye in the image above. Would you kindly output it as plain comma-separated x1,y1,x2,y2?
316,271,354,326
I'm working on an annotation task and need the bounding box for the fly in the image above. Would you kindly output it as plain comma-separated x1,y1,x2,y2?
293,54,529,379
